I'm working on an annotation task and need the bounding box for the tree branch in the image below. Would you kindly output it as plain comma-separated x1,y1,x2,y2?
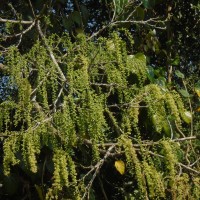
81,144,116,200
0,17,33,24
36,20,67,82
5,20,36,38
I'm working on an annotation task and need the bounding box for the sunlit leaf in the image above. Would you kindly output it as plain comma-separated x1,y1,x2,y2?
196,107,200,112
115,160,125,175
182,111,192,124
194,87,200,97
134,53,146,62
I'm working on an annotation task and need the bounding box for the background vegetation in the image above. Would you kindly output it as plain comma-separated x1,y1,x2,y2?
0,0,199,199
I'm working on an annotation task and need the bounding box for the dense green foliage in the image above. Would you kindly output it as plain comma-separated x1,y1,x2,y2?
0,0,199,199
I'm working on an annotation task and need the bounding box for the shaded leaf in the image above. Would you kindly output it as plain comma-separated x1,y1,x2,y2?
35,184,44,200
80,5,89,25
175,70,185,79
142,0,156,9
134,7,145,20
3,174,19,196
147,66,155,82
179,89,190,98
142,0,163,9
71,11,82,26
155,77,166,87
62,16,73,30
114,0,128,14
171,56,180,66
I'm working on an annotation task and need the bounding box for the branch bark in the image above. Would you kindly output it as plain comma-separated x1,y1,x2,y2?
36,20,67,82
0,17,33,24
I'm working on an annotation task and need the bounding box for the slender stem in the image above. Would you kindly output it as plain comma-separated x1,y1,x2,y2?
0,17,33,24
36,20,67,82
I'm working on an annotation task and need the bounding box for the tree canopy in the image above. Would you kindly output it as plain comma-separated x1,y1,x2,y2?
0,0,200,199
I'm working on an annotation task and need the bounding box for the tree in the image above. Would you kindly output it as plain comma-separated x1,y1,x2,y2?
0,0,199,199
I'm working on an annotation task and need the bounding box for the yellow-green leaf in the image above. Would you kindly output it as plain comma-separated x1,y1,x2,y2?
35,184,44,200
115,160,125,175
195,87,200,97
196,107,200,112
182,111,192,124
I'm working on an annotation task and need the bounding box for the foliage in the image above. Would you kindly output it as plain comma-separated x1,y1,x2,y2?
0,0,199,199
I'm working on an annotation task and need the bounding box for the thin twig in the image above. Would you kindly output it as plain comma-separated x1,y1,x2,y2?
36,20,67,82
5,20,36,38
112,19,166,30
28,0,36,18
98,175,108,200
182,79,193,136
178,163,200,174
147,150,200,174
190,157,200,167
53,86,64,113
0,17,33,24
81,144,116,200
30,71,51,98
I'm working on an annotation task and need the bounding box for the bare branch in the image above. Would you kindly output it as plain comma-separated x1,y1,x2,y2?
81,144,116,200
98,175,108,200
36,20,67,82
88,15,167,39
28,0,36,18
178,163,200,174
112,18,166,30
173,136,196,142
0,17,33,24
145,150,200,174
5,20,36,38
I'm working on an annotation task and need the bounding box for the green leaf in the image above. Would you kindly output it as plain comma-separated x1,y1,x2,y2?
155,77,166,87
62,10,82,30
142,0,156,9
163,120,171,137
175,70,185,79
181,111,192,124
62,16,73,30
114,0,128,14
80,5,89,25
147,66,155,82
71,11,82,26
179,89,190,97
194,87,200,97
171,56,180,66
3,174,19,195
142,0,163,9
134,7,145,20
134,53,146,62
35,185,44,200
